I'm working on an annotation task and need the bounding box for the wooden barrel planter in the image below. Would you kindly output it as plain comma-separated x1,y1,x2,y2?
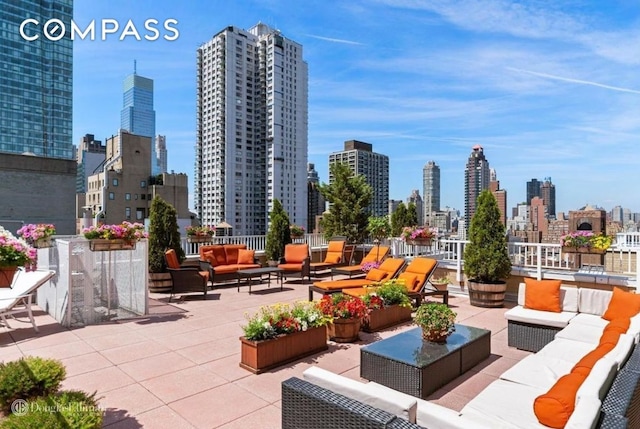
327,318,361,343
149,272,173,293
468,280,507,308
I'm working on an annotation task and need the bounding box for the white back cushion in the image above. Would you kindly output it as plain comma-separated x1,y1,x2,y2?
303,366,417,423
576,356,618,401
578,288,613,316
517,282,578,312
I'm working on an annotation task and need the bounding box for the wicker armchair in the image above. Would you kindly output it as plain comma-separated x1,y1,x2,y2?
164,249,209,301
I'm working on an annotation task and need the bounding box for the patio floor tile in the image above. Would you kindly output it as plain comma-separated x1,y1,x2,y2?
99,383,164,426
140,365,227,403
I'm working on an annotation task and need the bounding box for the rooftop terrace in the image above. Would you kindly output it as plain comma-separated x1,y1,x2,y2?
0,277,530,428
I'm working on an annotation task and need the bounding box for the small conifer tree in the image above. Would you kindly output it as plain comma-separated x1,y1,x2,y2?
265,199,291,262
148,196,184,273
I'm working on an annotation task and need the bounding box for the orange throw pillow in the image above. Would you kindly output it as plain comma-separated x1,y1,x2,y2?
237,249,255,265
396,273,417,289
324,253,341,264
524,278,562,312
534,372,587,429
602,287,640,321
366,268,388,282
572,343,615,375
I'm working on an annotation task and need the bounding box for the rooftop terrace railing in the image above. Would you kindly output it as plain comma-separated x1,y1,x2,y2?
182,233,639,288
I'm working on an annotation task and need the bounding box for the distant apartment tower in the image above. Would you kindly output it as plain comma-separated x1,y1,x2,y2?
196,23,309,235
388,200,402,217
155,135,167,174
489,169,507,226
329,140,389,217
526,178,541,204
0,0,76,234
120,69,159,175
540,178,556,218
407,190,423,226
307,163,325,233
464,145,490,226
422,161,440,226
76,134,106,193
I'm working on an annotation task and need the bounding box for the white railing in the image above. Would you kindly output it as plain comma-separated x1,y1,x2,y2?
181,234,639,285
615,232,640,249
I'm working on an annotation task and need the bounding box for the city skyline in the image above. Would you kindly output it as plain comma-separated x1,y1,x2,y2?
72,1,640,215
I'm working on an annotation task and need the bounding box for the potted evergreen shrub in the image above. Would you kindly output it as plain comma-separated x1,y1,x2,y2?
148,196,185,293
265,199,292,266
463,190,512,307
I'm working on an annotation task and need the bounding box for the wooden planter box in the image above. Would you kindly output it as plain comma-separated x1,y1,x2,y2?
89,239,136,251
363,305,413,333
187,236,212,243
240,325,328,374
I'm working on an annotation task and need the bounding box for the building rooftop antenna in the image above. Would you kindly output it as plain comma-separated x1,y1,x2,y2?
134,59,137,75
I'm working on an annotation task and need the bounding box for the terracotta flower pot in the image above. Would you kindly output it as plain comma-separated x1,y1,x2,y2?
0,266,18,288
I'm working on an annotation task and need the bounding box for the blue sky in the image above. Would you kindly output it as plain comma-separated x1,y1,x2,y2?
73,0,640,215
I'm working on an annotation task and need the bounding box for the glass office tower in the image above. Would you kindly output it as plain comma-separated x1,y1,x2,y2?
0,0,74,159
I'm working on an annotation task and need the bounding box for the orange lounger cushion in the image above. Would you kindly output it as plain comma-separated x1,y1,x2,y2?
312,280,376,291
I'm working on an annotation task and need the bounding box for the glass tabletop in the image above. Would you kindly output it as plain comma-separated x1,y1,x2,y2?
361,324,490,368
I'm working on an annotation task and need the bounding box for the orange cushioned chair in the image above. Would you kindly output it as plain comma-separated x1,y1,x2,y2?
309,237,348,277
165,249,209,301
308,257,406,301
341,257,443,306
331,245,390,280
278,243,311,283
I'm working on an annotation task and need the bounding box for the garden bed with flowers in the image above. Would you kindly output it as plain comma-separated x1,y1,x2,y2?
239,301,331,374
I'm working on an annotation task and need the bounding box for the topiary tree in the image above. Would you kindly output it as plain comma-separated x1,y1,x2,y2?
148,196,184,273
265,199,291,262
319,163,372,243
463,190,511,283
366,216,391,242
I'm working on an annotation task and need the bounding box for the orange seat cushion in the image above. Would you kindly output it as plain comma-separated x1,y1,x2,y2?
327,241,345,252
284,244,309,264
224,244,246,265
213,265,238,275
324,252,342,264
312,280,375,291
602,287,640,321
361,246,390,263
165,249,181,269
378,258,405,277
603,318,631,335
524,278,562,313
572,343,615,375
237,249,255,265
534,372,587,428
365,268,388,282
278,263,304,271
396,273,418,290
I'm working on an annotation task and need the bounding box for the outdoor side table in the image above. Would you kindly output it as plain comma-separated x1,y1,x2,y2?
360,324,491,398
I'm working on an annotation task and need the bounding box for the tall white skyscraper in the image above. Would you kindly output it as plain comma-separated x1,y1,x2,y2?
155,135,167,174
464,145,490,226
422,161,440,226
196,23,309,235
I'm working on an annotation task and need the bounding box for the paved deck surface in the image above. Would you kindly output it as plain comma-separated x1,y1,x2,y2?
0,276,530,428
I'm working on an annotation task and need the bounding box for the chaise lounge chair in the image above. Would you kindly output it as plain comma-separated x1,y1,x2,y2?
308,257,406,301
341,257,445,306
0,268,55,333
309,237,349,278
165,249,210,301
330,245,390,280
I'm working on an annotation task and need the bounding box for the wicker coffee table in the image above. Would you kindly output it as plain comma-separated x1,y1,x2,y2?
360,324,490,398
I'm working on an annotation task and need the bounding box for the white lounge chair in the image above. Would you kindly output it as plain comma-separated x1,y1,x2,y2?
0,269,55,333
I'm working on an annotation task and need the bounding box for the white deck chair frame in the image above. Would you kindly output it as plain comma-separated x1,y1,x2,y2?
0,269,55,333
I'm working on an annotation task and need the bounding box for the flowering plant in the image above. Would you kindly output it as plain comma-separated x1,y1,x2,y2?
362,279,412,309
414,301,456,339
318,293,368,320
361,261,380,273
401,226,436,242
82,222,147,241
17,224,56,243
289,225,305,236
186,225,215,237
561,231,612,251
0,226,37,268
241,301,331,341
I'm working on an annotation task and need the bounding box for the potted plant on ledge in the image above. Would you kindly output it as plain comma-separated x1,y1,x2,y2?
463,190,512,308
401,226,436,246
0,226,37,287
17,223,56,248
239,301,331,374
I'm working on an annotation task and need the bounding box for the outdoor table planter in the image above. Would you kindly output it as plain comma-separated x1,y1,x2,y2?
363,304,413,333
239,326,328,374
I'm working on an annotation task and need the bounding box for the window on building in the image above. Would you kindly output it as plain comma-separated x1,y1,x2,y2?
125,193,131,200
112,178,118,186
125,207,131,220
136,209,144,220
140,180,146,188
108,192,115,200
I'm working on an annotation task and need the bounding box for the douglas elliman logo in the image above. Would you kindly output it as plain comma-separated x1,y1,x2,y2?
20,18,179,41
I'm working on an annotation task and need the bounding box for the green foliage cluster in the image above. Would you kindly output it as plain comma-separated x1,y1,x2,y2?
463,190,511,283
390,202,419,236
372,280,412,307
366,216,391,242
0,357,65,413
265,199,292,261
318,163,373,243
414,302,457,336
1,390,102,429
148,196,184,273
0,357,102,428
